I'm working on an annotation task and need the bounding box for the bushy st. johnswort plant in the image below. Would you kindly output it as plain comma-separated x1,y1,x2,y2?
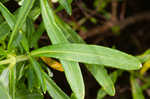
0,0,141,99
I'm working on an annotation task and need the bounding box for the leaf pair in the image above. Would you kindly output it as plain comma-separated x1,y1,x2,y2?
40,0,85,98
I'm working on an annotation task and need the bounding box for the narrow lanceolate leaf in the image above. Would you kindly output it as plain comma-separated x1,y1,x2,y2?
40,0,68,44
43,72,70,99
97,70,123,99
0,68,11,99
58,0,72,15
55,16,115,95
31,22,45,48
0,2,15,29
29,56,46,93
21,34,29,52
0,68,9,91
26,66,38,91
86,65,115,96
9,67,16,99
26,17,35,46
29,7,41,21
54,16,83,43
40,0,85,98
8,0,35,49
16,89,44,99
130,76,145,99
0,83,10,99
31,44,141,70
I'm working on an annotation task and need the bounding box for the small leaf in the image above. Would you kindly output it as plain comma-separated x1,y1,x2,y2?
31,22,45,48
29,56,46,93
57,0,72,15
26,65,37,91
86,65,115,96
96,70,123,99
21,34,29,52
26,17,35,47
43,72,70,99
29,7,41,21
17,63,25,81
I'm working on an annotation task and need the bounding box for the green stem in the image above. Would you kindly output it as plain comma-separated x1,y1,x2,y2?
16,55,29,62
0,55,28,65
0,58,12,65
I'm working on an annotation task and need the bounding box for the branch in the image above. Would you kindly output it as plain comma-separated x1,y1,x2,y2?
83,12,150,39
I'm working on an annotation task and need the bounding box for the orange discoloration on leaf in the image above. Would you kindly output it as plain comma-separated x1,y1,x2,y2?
41,56,64,72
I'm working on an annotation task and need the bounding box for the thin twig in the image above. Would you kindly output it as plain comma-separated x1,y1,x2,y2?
120,0,126,20
111,0,118,21
83,12,150,39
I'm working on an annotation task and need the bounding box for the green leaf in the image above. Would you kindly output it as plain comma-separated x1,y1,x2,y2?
29,56,46,93
0,68,9,90
130,75,145,99
0,68,11,99
96,70,123,99
30,22,45,48
60,60,84,98
54,16,84,43
8,0,35,49
21,34,29,52
17,63,25,81
26,17,35,47
0,15,4,24
43,72,70,99
16,89,44,99
9,67,16,99
29,7,41,21
0,83,10,99
0,22,10,41
86,65,115,96
58,0,72,15
31,44,141,70
40,0,68,44
40,0,85,98
26,65,37,91
0,2,16,29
